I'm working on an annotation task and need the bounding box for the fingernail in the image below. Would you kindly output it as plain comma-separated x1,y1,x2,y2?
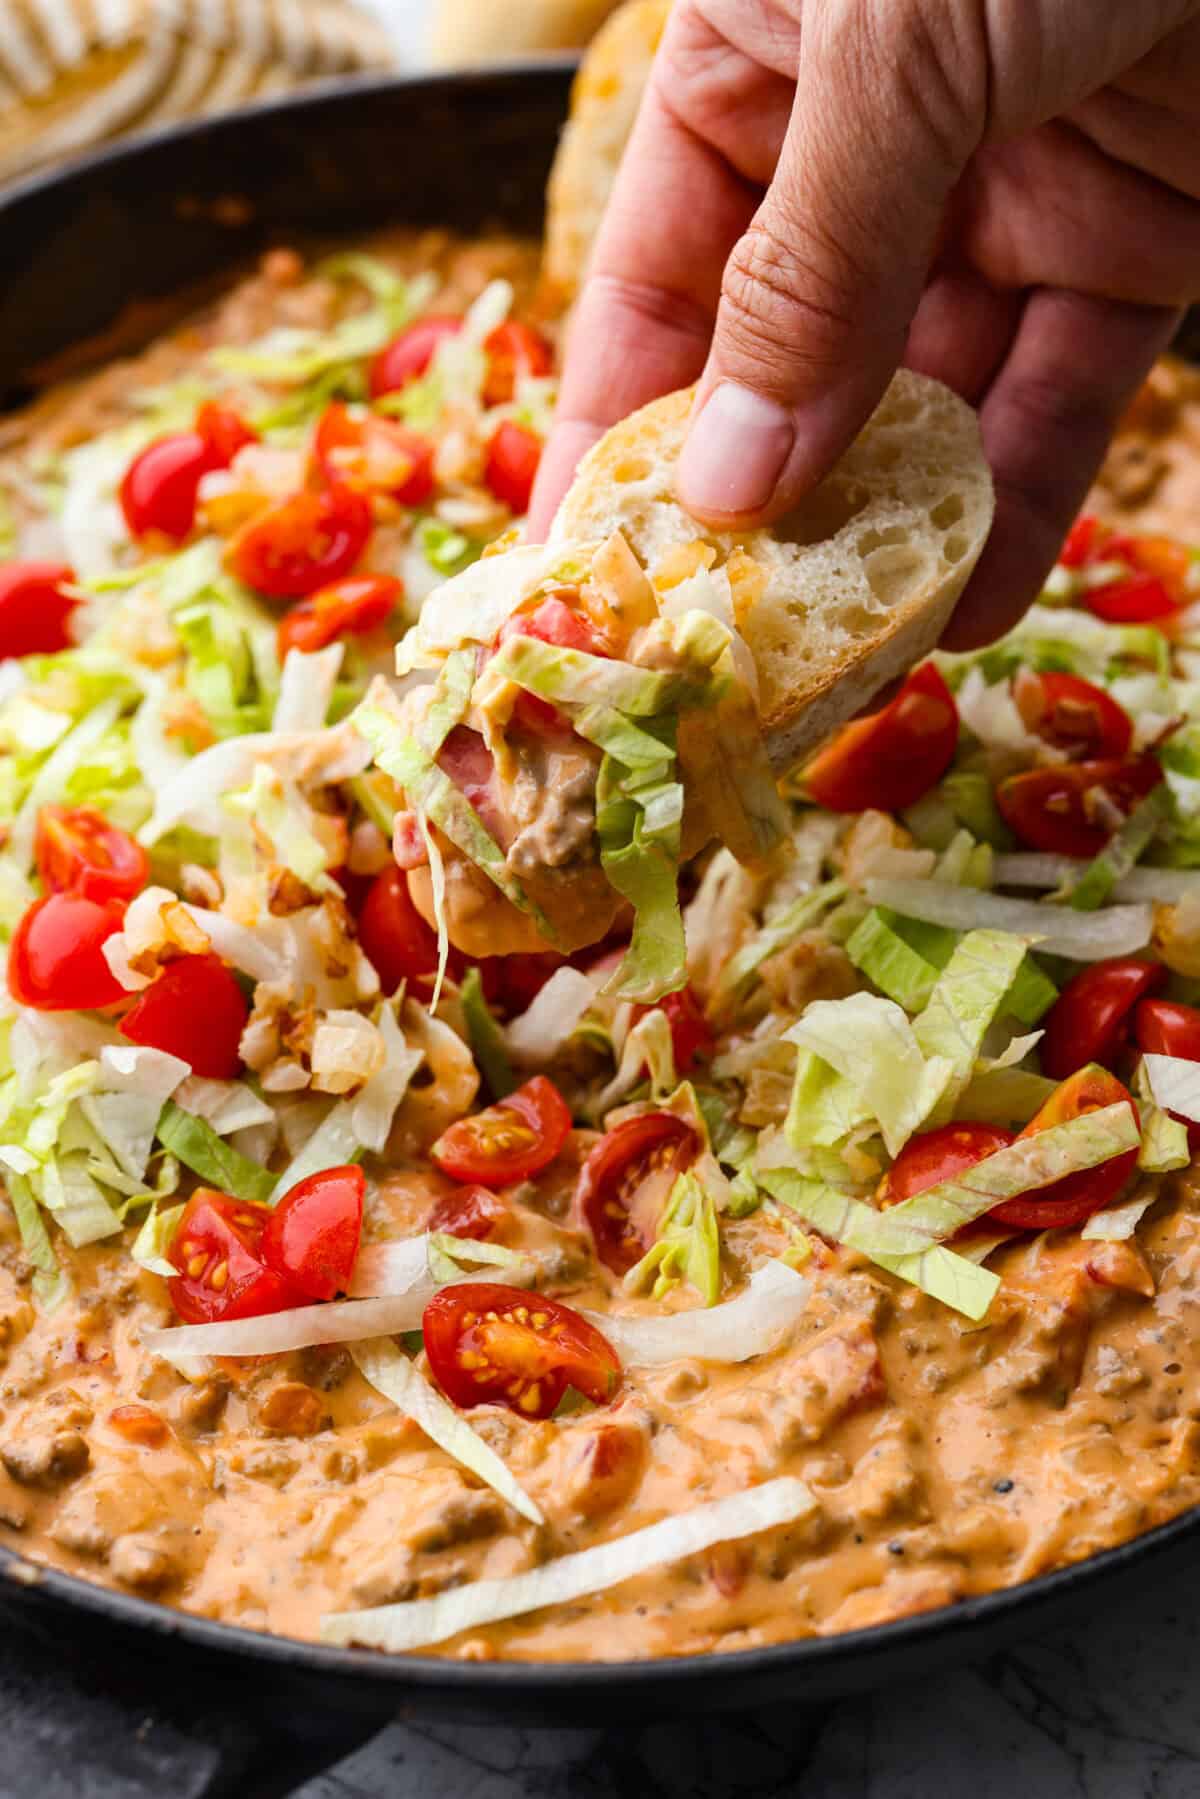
677,382,794,517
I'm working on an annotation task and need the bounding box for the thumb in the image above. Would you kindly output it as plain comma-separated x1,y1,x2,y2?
676,3,982,525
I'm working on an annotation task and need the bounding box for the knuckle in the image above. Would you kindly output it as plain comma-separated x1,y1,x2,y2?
717,216,863,378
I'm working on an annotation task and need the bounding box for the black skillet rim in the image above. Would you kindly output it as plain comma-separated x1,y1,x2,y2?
1,61,1199,1708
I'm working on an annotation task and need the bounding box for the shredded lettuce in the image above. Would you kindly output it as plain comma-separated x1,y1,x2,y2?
588,1259,808,1366
1062,784,1171,911
156,1102,276,1206
912,929,1029,1120
760,1169,999,1319
488,623,725,719
460,967,516,1100
716,880,846,1008
785,993,953,1157
845,908,940,1011
884,1099,1140,1239
321,1475,813,1653
351,1337,543,1525
863,878,1152,961
131,1201,184,1278
6,1171,69,1310
624,1169,721,1306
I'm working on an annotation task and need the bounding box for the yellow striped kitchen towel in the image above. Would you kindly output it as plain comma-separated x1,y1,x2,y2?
0,0,397,184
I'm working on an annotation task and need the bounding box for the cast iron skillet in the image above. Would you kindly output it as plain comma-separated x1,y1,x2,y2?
0,66,1199,1744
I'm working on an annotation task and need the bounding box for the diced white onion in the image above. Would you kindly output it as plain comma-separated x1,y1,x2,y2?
863,879,1152,960
321,1475,814,1652
584,1261,809,1367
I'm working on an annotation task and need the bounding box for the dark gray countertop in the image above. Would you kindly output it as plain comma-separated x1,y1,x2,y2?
1,1545,1196,1799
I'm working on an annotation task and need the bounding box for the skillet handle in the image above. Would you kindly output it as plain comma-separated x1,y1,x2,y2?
0,1599,383,1797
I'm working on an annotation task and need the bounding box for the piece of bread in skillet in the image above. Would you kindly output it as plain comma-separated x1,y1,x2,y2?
430,0,627,64
551,373,995,773
540,0,672,311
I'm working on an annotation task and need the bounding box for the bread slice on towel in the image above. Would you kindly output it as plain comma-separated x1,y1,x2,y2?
551,372,994,771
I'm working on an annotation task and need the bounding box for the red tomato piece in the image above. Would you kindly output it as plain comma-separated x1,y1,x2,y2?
575,1111,699,1274
313,402,435,507
369,314,463,398
8,892,126,1011
426,1184,509,1242
1013,670,1132,760
195,401,258,465
227,485,372,599
634,985,714,1073
277,573,402,660
990,1064,1139,1230
880,1122,1016,1207
120,432,221,542
484,420,542,515
423,1281,621,1417
167,1189,300,1324
357,866,440,994
431,1075,572,1186
803,663,959,813
478,951,567,1017
0,562,78,658
994,755,1163,859
1135,998,1200,1062
482,320,554,406
261,1165,364,1302
119,953,248,1078
494,593,607,734
1086,572,1178,624
1059,515,1102,569
1040,957,1164,1081
34,806,148,904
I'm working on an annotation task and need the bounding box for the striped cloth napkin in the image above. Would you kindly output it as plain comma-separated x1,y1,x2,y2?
0,0,397,184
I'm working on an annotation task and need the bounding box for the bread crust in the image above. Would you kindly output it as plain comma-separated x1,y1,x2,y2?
540,0,672,312
552,374,995,772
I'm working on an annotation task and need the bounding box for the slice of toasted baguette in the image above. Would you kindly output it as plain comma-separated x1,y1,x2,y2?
540,0,672,314
551,372,994,772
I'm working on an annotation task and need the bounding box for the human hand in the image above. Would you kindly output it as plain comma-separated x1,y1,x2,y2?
529,0,1200,646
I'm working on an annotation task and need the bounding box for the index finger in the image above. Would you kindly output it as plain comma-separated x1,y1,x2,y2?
527,71,755,537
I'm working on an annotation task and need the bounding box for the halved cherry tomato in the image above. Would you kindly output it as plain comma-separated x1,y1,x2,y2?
575,1111,698,1274
1087,572,1178,624
0,562,78,658
277,572,402,660
634,985,714,1073
1040,957,1164,1081
261,1165,364,1302
368,314,463,398
227,484,372,599
423,1281,620,1417
167,1189,299,1324
880,1122,1016,1207
357,865,440,993
195,402,258,465
803,663,959,813
120,405,256,543
989,1064,1139,1230
1013,670,1132,760
426,1184,509,1242
313,403,435,507
119,953,249,1078
995,755,1162,859
484,420,542,515
8,892,126,1011
482,320,554,406
34,806,148,904
431,1075,572,1186
494,593,607,734
1135,997,1200,1061
121,432,219,542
